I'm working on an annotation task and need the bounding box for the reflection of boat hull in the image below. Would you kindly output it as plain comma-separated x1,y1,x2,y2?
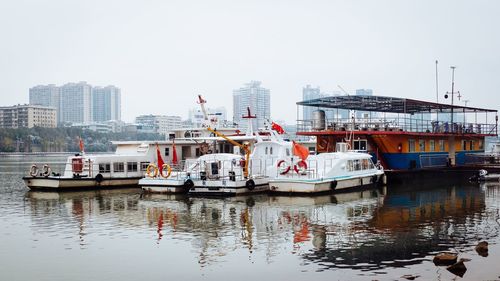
269,174,383,194
22,176,142,190
189,177,269,196
139,177,190,194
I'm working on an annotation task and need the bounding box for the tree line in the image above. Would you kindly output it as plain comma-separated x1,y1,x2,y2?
0,127,164,153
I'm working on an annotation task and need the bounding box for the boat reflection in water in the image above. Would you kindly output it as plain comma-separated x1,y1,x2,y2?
24,183,499,273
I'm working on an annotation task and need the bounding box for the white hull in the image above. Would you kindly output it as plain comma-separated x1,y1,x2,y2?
139,177,190,194
23,176,142,190
269,174,384,194
189,177,269,196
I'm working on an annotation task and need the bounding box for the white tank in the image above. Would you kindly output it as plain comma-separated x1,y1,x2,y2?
312,110,326,130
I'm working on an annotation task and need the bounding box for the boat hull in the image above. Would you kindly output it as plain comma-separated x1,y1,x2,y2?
269,174,384,194
139,177,189,194
22,176,142,190
188,177,269,196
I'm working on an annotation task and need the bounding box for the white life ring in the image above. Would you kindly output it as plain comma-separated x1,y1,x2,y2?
277,160,291,175
29,164,39,177
294,160,308,174
42,164,51,177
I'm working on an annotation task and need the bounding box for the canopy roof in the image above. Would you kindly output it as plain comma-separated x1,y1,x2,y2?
297,95,497,114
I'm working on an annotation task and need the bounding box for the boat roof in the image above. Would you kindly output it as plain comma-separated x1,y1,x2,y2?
297,95,497,114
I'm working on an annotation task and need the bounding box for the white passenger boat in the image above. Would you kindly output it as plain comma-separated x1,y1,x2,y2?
23,144,153,190
269,143,385,194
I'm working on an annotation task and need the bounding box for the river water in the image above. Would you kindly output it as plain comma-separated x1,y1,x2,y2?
1,155,500,281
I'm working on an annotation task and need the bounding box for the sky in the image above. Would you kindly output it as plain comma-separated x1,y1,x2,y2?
1,0,499,124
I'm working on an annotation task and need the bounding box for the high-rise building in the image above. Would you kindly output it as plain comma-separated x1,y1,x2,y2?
302,85,321,121
92,86,121,122
233,81,270,129
60,82,93,124
188,106,227,128
0,104,56,128
135,115,182,135
302,85,347,122
29,84,60,123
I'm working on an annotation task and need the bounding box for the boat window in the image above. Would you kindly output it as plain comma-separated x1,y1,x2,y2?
99,163,111,173
368,160,375,169
361,159,369,170
470,141,474,150
165,148,170,156
479,140,484,150
408,139,416,152
140,162,149,171
462,140,467,151
429,140,435,152
353,160,361,171
195,148,201,157
127,162,138,172
113,162,125,173
347,160,353,171
353,140,367,151
286,148,290,156
270,147,273,155
419,140,425,152
265,147,268,155
439,140,445,151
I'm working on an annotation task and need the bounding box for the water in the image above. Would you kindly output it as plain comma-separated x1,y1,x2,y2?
1,155,500,281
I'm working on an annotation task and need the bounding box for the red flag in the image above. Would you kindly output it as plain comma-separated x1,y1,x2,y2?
172,141,178,165
271,122,285,134
292,141,309,161
79,138,84,152
156,144,165,174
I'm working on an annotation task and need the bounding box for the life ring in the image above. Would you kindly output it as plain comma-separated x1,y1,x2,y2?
246,179,255,191
293,160,308,174
146,163,158,178
239,158,246,167
160,163,172,178
42,164,51,177
277,160,291,175
29,164,39,177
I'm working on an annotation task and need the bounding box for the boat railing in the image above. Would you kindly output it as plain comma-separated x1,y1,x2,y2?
297,117,497,135
275,158,339,179
181,157,270,182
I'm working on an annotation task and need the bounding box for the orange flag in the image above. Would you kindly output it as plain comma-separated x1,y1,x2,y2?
156,144,165,174
79,138,84,153
292,141,309,161
172,141,178,165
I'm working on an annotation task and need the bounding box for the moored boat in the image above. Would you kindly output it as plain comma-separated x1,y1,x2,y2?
269,143,385,194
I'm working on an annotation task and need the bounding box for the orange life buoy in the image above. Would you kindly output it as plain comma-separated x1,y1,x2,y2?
277,160,291,175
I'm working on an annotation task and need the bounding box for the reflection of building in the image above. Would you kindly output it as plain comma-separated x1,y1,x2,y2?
0,104,57,128
233,81,270,129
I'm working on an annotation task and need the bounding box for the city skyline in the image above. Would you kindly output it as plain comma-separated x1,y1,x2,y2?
1,1,499,124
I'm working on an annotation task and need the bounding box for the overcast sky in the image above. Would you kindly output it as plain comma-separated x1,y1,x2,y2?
1,0,499,123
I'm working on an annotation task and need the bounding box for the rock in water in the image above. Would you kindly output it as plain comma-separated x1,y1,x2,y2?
447,259,467,277
475,241,489,257
433,252,458,266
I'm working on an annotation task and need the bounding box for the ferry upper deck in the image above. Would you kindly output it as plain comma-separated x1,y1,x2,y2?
296,95,498,170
